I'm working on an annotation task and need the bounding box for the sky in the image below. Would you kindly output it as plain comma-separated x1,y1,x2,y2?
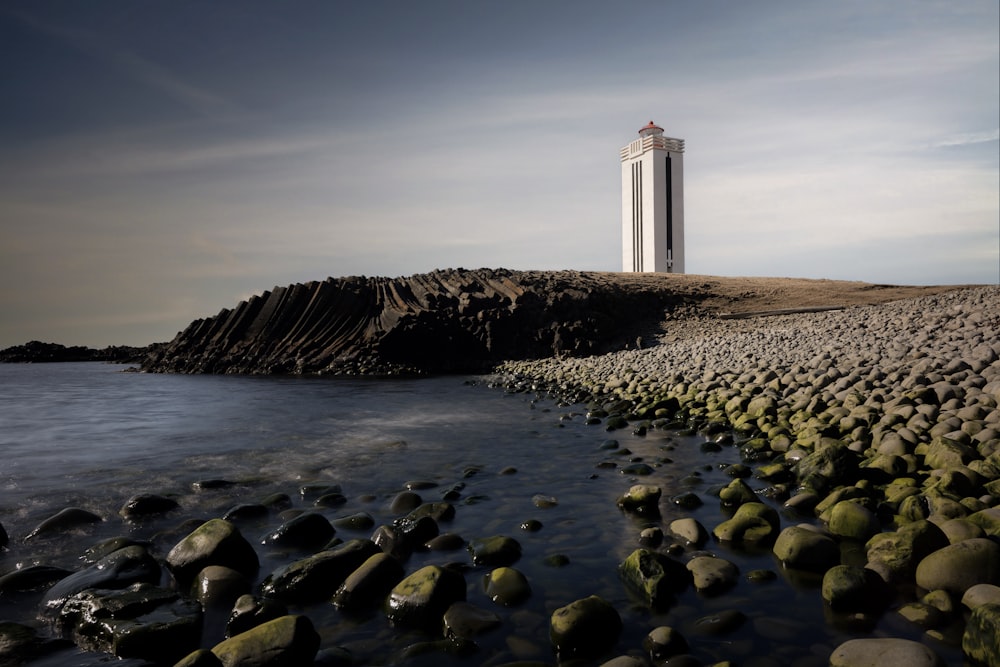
1,1,998,348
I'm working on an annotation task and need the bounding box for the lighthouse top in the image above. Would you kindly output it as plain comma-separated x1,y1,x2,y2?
638,121,664,138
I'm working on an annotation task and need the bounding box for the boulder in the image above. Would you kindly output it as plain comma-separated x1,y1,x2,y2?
174,650,224,667
618,548,690,609
821,565,888,611
962,602,1000,667
331,552,405,612
57,583,202,664
483,566,531,606
549,595,622,661
686,556,739,595
119,494,179,521
260,512,335,550
772,525,840,572
385,565,466,631
25,507,102,540
194,566,250,608
261,539,381,603
828,500,881,541
829,637,944,667
166,519,259,587
211,615,320,667
467,535,522,567
643,625,689,661
226,595,288,638
616,484,662,515
712,502,779,543
865,520,949,582
914,538,1000,595
42,545,161,613
669,518,708,547
442,601,502,640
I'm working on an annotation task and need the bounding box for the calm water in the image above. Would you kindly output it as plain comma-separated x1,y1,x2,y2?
0,364,965,666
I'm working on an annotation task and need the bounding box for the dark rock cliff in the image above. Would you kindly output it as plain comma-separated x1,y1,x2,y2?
140,268,695,375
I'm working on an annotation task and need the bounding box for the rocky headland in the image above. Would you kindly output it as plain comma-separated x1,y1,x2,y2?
0,341,149,364
139,268,967,375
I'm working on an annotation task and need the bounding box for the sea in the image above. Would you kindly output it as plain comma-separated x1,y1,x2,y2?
0,363,966,666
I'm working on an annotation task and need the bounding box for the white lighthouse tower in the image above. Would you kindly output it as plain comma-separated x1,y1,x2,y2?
620,121,685,273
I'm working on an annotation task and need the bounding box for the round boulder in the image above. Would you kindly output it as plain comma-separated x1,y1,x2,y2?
166,519,259,588
773,525,840,572
549,595,622,661
829,637,944,667
211,615,320,667
386,565,466,631
915,538,1000,596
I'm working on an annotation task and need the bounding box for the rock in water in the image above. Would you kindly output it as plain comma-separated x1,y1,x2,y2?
385,565,466,631
211,615,320,667
166,519,259,587
549,595,622,661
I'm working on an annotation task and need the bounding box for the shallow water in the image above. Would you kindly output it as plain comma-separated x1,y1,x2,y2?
0,364,967,665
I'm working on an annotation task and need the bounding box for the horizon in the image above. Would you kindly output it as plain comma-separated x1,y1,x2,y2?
1,1,998,348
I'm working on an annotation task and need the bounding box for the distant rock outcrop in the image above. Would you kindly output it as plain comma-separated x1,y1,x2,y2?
141,268,695,375
0,341,148,364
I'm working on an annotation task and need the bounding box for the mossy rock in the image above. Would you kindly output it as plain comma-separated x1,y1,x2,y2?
962,602,1000,667
386,565,466,631
827,500,881,541
618,548,690,609
773,525,839,572
712,502,780,543
211,615,319,667
166,519,259,587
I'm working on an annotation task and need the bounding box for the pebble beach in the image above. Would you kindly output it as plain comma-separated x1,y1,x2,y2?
498,285,1000,666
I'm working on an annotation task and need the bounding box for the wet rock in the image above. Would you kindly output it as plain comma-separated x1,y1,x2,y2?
194,566,250,608
402,502,455,523
718,479,757,507
865,520,949,582
26,507,103,540
192,479,235,491
332,552,405,612
261,512,335,550
57,583,202,664
331,512,374,531
0,565,72,595
821,565,889,611
467,535,522,566
520,519,543,532
386,565,466,631
795,446,860,493
119,494,179,521
914,537,1000,596
549,595,622,661
314,493,348,508
42,545,161,613
962,603,1000,667
261,539,381,603
83,537,148,563
226,595,288,638
425,532,465,551
712,502,779,543
619,548,690,609
211,615,320,667
532,494,559,508
686,556,739,595
0,522,7,549
669,518,708,547
772,525,840,572
829,637,945,667
616,484,661,515
643,625,689,661
442,601,502,640
390,491,423,513
166,519,259,588
828,500,881,541
962,583,1000,610
484,566,531,606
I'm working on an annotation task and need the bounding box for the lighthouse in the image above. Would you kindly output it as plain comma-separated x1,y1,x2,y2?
620,121,685,273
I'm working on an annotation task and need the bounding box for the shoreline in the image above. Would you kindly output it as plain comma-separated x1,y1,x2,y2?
496,285,1000,665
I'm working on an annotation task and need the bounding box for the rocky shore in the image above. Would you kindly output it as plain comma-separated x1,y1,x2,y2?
499,285,1000,666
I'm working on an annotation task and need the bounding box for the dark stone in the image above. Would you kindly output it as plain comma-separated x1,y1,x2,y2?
0,565,72,595
166,519,259,588
226,595,288,638
42,546,161,614
222,504,269,522
119,494,179,521
332,552,405,612
261,539,381,603
211,615,320,667
261,512,335,550
25,508,103,540
549,595,622,661
386,565,467,631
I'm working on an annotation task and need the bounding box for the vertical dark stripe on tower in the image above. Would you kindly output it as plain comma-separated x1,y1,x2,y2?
634,162,643,271
665,155,673,273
